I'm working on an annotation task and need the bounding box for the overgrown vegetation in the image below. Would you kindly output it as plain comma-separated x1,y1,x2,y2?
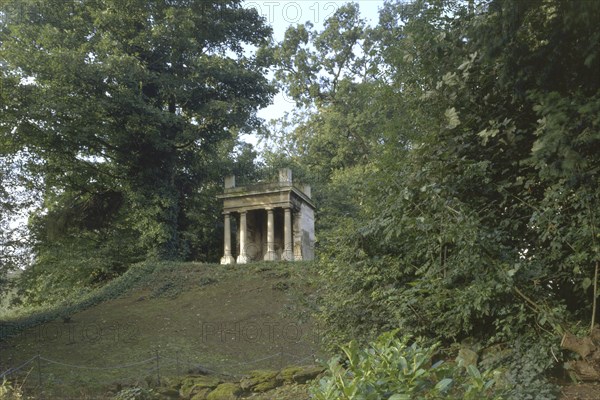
1,261,321,398
311,331,507,400
0,0,272,304
0,261,157,337
264,0,600,397
0,378,24,400
2,0,599,398
112,387,156,400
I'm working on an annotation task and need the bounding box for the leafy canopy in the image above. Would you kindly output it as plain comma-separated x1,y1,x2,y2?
0,0,273,302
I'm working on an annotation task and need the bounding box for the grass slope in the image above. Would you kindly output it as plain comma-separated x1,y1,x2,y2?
0,261,322,399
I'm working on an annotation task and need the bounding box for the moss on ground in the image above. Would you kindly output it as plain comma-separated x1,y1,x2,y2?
206,382,242,399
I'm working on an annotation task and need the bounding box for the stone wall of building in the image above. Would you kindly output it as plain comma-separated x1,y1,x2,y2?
293,203,315,261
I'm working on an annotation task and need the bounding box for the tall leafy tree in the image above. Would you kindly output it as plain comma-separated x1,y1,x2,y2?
0,0,273,302
0,0,273,255
264,3,396,246
272,0,600,395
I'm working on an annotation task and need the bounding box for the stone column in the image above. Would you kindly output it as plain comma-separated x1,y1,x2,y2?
283,207,293,261
220,212,235,264
264,208,277,261
237,211,249,264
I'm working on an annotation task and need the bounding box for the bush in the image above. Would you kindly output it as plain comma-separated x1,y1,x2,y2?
310,331,506,400
0,379,23,400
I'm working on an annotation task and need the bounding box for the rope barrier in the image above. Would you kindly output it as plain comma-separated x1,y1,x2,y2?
164,357,236,376
39,356,155,370
150,358,176,368
294,354,318,364
0,350,318,385
0,355,37,379
280,352,319,364
162,351,317,372
228,351,283,367
159,356,193,366
159,357,226,376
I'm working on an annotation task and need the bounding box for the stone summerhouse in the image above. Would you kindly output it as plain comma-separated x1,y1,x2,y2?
217,168,315,264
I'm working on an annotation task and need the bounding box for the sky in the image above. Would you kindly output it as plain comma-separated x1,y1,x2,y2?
242,0,386,145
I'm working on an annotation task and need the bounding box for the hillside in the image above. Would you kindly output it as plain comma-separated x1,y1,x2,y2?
0,261,323,399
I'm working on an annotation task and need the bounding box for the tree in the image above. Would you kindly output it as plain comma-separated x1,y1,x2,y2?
267,3,386,167
263,3,398,247
0,0,273,301
273,0,600,394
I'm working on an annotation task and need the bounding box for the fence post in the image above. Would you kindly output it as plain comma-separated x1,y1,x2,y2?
155,349,161,386
36,353,42,397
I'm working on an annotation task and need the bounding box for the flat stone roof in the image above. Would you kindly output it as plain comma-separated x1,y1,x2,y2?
217,181,315,210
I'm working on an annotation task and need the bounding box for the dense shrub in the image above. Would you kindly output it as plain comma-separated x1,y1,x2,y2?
311,331,507,400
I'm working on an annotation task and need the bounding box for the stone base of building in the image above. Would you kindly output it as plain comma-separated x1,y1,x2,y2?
263,251,278,261
220,255,236,265
236,254,249,264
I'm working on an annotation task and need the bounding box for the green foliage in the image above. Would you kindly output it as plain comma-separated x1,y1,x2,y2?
0,378,24,400
0,153,38,294
15,188,145,305
0,0,274,303
264,4,393,253
267,0,600,396
1,261,157,336
310,331,506,400
500,335,558,400
270,3,379,108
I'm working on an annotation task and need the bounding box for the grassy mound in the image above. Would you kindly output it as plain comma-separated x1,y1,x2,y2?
0,261,322,399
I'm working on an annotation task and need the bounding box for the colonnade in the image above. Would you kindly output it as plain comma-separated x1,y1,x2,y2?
221,207,294,264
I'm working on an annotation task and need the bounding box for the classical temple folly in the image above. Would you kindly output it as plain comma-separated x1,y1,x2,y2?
217,168,315,264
